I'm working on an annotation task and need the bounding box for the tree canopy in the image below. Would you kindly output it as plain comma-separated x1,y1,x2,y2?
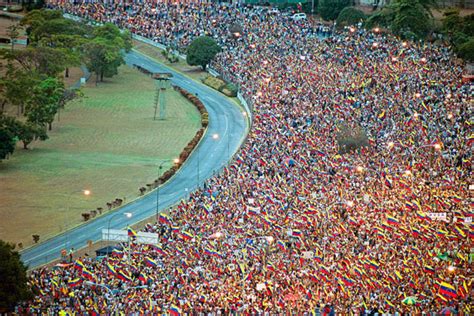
336,7,367,27
366,0,435,39
0,240,32,310
186,36,221,70
318,0,350,21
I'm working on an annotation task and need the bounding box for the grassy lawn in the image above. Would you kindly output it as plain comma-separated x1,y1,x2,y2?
0,65,201,248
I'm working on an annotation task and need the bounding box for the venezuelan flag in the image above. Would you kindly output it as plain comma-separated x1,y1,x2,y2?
266,262,275,272
386,215,400,226
368,260,379,270
320,266,330,275
416,211,426,220
127,227,137,238
155,245,167,256
353,267,363,277
82,269,95,281
439,282,457,298
181,231,194,241
437,229,448,237
342,276,355,286
67,278,82,287
203,204,211,214
169,304,181,316
159,213,171,225
263,216,274,226
452,195,462,203
423,265,435,274
385,299,395,307
412,227,420,237
314,254,323,263
138,272,147,283
292,229,302,237
413,200,422,212
106,263,116,275
112,248,124,257
276,240,286,251
171,226,180,233
411,246,421,256
453,226,466,238
378,110,386,120
117,270,131,282
145,257,157,267
315,150,326,157
73,260,85,270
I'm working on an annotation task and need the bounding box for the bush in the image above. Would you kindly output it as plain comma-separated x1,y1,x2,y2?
336,123,369,154
224,83,238,97
457,38,474,62
202,75,226,91
318,0,350,21
336,7,366,27
161,47,179,63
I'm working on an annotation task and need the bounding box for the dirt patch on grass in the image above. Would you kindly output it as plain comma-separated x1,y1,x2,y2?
0,65,201,248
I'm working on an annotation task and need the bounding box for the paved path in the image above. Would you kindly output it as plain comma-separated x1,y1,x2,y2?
20,50,248,268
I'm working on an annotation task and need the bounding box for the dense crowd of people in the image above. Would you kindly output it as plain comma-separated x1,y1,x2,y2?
24,1,473,314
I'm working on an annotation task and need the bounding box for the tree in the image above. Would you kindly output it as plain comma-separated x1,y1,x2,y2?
25,77,64,130
0,128,15,161
366,0,435,39
17,121,48,149
93,23,132,52
336,7,366,27
457,38,474,62
391,0,432,39
11,46,72,77
0,62,40,116
20,9,63,43
318,0,350,21
0,240,33,311
82,37,125,83
186,36,221,70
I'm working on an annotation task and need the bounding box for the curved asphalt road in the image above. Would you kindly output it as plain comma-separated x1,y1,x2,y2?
20,50,248,268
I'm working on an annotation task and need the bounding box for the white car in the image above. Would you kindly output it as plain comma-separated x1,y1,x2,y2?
292,13,307,21
268,8,280,14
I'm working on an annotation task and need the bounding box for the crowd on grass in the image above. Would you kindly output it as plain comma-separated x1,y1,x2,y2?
22,1,473,314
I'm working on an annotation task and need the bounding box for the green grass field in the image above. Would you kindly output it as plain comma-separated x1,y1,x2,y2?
0,65,201,248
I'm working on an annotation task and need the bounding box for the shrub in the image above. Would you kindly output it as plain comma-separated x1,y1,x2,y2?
202,75,226,91
224,83,238,97
457,38,474,62
336,123,369,154
336,7,366,27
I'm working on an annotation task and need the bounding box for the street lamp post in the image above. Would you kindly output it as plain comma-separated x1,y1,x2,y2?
107,212,132,244
196,133,220,188
156,158,179,220
65,189,91,251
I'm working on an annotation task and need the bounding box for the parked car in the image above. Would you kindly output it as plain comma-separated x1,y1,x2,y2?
292,13,307,21
268,8,280,15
